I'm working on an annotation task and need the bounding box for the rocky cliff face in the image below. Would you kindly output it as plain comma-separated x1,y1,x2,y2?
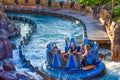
0,11,20,38
0,29,13,60
112,23,120,61
99,9,120,61
0,3,20,60
0,3,19,80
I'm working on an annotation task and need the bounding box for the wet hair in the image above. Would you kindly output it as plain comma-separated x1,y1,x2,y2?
85,45,91,50
53,46,58,50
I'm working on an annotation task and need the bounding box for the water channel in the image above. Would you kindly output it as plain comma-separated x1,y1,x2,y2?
7,12,120,80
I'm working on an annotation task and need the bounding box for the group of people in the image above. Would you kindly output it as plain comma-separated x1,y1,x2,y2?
48,42,91,67
67,42,91,66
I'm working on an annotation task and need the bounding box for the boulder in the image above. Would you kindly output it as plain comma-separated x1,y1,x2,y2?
0,10,20,38
3,60,16,71
3,39,13,58
99,9,109,20
0,29,13,60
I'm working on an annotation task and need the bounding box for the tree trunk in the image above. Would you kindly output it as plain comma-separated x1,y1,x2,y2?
112,0,115,13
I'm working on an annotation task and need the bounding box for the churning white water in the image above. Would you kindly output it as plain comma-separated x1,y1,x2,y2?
7,13,120,80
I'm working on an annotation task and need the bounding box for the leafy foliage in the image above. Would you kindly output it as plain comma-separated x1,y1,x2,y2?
77,0,110,6
113,5,120,16
77,0,120,17
116,18,120,22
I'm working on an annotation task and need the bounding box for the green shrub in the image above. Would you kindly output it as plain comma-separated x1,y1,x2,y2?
113,6,120,16
77,0,110,6
114,17,120,22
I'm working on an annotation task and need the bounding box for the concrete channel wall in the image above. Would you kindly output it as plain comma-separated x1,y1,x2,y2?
5,6,108,60
4,6,110,44
5,7,87,38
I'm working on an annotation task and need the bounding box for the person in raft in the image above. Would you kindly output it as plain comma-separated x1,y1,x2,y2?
68,42,77,59
53,46,59,53
80,45,90,66
53,46,67,65
78,44,85,55
77,44,85,66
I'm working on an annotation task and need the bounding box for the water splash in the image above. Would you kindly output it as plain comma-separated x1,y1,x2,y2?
12,49,43,80
7,12,120,79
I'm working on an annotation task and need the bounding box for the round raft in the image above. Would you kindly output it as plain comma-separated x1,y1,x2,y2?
42,38,106,79
43,62,106,79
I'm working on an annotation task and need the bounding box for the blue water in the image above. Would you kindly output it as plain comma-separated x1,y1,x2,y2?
7,13,120,80
8,13,83,66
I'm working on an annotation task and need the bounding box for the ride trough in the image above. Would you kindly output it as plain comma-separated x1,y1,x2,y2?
42,38,106,79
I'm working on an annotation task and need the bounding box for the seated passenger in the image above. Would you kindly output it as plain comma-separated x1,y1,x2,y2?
68,42,77,59
57,50,67,66
80,44,85,54
53,46,67,66
81,45,90,58
68,42,77,54
77,44,85,55
77,44,85,66
80,45,90,67
53,46,59,53
47,46,59,61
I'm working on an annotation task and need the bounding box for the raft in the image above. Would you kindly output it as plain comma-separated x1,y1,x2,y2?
42,38,106,79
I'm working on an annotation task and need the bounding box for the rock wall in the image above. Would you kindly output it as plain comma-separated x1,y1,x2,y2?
99,9,120,61
0,3,20,60
0,29,13,60
0,4,36,80
0,11,20,38
0,3,15,79
112,23,120,61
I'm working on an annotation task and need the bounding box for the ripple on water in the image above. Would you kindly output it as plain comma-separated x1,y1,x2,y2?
9,13,120,79
100,61,120,80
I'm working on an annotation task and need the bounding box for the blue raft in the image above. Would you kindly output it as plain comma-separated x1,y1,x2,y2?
43,38,106,79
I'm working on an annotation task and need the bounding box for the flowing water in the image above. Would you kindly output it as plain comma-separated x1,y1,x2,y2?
7,13,120,80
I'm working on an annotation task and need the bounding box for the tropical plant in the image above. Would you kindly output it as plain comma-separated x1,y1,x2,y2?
115,17,120,22
77,0,110,6
113,5,120,16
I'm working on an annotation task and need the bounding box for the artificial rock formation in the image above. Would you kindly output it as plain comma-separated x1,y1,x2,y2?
0,29,13,60
0,11,20,37
40,0,48,7
0,3,19,59
0,3,43,80
0,4,17,80
99,9,120,61
3,60,16,71
0,3,20,37
111,23,120,61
